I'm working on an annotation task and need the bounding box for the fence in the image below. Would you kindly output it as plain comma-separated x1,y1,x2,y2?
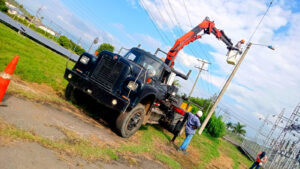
238,104,300,169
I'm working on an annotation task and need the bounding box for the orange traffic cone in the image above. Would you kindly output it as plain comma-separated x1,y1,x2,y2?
0,56,19,103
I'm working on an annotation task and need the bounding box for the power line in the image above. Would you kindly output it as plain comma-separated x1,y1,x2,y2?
247,0,273,43
181,0,193,27
139,0,171,45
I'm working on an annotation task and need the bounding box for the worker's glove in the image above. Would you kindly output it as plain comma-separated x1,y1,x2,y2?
228,46,243,54
239,49,243,55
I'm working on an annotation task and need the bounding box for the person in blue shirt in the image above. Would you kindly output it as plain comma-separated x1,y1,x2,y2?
177,110,202,153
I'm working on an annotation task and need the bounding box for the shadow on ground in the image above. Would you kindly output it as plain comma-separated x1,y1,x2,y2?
70,89,120,134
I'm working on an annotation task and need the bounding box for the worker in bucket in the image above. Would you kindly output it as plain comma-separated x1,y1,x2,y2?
249,151,267,169
177,110,202,154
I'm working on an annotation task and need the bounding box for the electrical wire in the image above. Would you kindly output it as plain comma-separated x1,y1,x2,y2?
247,0,273,44
140,0,172,45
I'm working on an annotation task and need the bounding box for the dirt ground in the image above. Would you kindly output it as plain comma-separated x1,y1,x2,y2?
204,153,234,169
0,95,166,169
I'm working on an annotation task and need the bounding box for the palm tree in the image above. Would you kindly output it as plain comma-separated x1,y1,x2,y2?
233,122,246,136
226,122,233,130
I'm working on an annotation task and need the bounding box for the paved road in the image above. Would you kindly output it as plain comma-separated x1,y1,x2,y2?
0,95,117,142
0,95,166,169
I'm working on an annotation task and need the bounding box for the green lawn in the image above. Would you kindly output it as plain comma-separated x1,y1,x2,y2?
0,22,70,92
0,22,252,169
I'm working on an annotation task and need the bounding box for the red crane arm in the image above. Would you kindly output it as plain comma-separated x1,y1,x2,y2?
165,17,234,67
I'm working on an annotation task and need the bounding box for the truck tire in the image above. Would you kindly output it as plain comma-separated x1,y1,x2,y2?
116,104,146,138
65,83,73,101
65,83,79,104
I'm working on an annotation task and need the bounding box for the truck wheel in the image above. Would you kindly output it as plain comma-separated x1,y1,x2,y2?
116,104,146,138
65,83,73,101
65,83,79,104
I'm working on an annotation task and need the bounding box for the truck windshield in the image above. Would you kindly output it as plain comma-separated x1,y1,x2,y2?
124,51,162,77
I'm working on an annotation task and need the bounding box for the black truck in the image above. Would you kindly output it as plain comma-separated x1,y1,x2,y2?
64,47,191,137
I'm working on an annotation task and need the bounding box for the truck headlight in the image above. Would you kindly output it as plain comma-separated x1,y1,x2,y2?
127,81,138,91
79,56,90,64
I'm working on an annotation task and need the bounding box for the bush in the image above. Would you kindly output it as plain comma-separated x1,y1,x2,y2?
207,116,226,137
0,0,8,13
58,35,71,49
70,40,85,55
96,43,114,53
188,97,226,138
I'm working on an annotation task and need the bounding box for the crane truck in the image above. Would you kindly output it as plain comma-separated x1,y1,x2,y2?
64,17,242,137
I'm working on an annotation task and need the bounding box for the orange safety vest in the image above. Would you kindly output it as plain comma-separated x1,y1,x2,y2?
256,154,266,163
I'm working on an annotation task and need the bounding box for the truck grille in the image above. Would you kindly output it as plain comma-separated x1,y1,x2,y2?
91,55,124,91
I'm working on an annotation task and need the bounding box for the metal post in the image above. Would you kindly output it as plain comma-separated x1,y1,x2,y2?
88,37,99,53
198,43,252,135
118,47,129,55
66,37,81,68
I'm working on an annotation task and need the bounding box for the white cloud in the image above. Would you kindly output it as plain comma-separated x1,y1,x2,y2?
176,50,208,69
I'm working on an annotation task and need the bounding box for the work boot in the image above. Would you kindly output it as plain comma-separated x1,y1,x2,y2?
176,148,182,152
182,150,188,155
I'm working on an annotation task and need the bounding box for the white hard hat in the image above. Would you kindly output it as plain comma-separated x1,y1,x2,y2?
196,110,203,117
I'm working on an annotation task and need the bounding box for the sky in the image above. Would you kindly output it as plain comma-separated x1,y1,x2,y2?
16,0,300,138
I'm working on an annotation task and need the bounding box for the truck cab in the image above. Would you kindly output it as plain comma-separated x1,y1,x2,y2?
64,47,187,137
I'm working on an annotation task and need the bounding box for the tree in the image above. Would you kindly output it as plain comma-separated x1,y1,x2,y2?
233,122,246,136
96,43,114,53
226,122,233,130
0,0,8,13
58,35,71,49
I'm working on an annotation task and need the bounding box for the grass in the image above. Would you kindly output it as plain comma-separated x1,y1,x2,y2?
155,153,182,169
0,22,72,93
190,133,221,169
219,141,253,169
0,22,252,169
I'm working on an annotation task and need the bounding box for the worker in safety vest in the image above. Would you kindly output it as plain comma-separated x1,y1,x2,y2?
249,151,267,169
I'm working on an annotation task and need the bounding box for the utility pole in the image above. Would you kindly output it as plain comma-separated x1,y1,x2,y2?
27,5,43,27
198,43,253,135
36,6,43,18
187,59,208,100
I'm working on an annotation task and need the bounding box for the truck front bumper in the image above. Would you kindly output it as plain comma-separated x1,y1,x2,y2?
64,68,129,112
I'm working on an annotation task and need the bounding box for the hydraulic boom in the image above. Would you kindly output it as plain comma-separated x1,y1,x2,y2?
165,17,235,67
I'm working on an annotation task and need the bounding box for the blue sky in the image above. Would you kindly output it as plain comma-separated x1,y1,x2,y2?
16,0,300,138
